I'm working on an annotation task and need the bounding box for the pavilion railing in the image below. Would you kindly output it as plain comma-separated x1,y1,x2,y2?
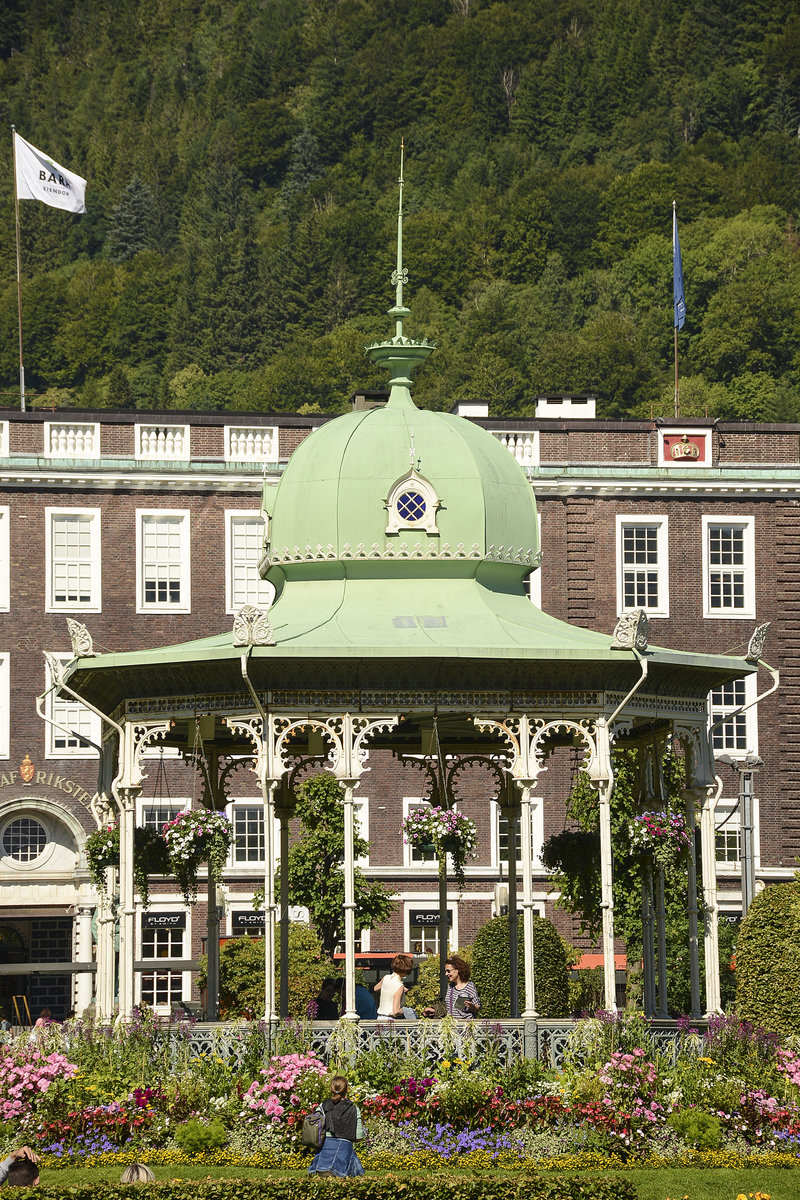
162,1017,706,1072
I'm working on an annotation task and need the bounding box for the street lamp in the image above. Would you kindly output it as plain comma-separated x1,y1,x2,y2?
716,753,763,917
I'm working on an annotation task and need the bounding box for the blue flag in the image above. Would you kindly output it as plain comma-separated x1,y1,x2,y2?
673,204,685,330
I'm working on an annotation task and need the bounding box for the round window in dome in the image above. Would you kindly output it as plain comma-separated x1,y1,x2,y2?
396,490,427,523
2,817,47,862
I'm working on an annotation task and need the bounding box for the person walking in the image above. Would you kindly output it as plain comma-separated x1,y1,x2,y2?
307,1076,364,1178
373,953,413,1020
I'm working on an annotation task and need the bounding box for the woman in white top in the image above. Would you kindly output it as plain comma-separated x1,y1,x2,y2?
373,953,413,1019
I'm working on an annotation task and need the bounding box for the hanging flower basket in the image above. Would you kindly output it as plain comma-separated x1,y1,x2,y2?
162,808,233,904
628,809,692,872
85,824,172,908
85,824,119,893
401,806,478,889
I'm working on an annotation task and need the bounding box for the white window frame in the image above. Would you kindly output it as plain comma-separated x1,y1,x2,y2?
354,797,369,867
0,421,8,455
714,799,741,871
45,507,102,613
136,797,189,833
404,902,457,957
0,655,9,758
615,515,669,618
0,507,8,612
45,651,101,759
229,800,267,867
137,910,189,1013
709,674,759,758
224,510,275,615
702,516,755,619
136,509,191,614
491,799,544,870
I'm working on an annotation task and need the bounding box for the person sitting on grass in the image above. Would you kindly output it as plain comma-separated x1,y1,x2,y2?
308,1075,364,1179
0,1147,39,1188
120,1164,155,1183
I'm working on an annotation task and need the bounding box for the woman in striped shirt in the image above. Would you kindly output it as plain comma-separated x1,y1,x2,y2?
444,955,480,1019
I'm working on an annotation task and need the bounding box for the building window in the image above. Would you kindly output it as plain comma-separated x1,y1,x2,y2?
233,805,265,863
710,676,758,756
2,817,47,862
142,926,183,959
498,812,521,863
140,918,185,1010
0,655,8,758
225,512,275,614
616,516,669,617
385,470,440,535
408,910,453,956
333,932,364,954
715,803,741,866
137,511,190,613
140,971,184,1008
46,509,101,612
141,804,184,833
45,653,100,758
703,517,755,618
0,507,9,612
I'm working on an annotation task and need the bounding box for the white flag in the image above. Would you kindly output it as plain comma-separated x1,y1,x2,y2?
14,132,87,213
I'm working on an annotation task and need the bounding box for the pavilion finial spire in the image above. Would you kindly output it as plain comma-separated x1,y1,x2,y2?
365,138,435,396
389,138,410,340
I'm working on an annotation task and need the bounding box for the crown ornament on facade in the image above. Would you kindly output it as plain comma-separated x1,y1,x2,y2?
232,605,275,647
67,618,96,658
746,621,770,662
611,609,650,651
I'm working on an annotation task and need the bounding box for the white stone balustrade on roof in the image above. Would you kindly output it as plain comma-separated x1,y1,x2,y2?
135,423,190,461
44,421,100,458
224,425,279,462
491,429,539,466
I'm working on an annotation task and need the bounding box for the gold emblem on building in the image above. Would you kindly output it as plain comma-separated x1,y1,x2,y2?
20,754,34,783
670,433,700,460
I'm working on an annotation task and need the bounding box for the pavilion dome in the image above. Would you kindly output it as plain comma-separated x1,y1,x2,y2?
262,386,539,585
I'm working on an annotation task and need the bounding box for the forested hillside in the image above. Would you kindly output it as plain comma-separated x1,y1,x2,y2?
1,0,799,419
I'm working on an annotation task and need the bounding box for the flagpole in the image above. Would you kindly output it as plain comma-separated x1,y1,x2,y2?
673,201,679,420
11,126,25,412
674,325,679,419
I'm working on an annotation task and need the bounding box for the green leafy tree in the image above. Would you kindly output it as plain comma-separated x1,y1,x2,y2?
198,922,330,1018
281,772,395,958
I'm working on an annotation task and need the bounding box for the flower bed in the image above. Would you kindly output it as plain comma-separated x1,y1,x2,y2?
6,1011,800,1175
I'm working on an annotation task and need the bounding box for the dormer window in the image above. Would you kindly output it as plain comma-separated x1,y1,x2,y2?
385,469,440,535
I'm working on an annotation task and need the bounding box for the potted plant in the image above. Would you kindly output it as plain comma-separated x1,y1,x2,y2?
162,808,234,903
401,805,478,889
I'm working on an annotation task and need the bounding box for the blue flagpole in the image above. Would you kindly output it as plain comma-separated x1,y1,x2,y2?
673,201,685,419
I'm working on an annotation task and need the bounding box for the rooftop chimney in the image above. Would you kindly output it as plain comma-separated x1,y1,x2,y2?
535,394,596,420
450,399,489,419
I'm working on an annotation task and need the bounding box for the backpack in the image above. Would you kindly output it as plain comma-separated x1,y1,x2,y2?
301,1106,326,1149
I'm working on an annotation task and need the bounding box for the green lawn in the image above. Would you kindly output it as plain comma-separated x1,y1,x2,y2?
34,1165,796,1198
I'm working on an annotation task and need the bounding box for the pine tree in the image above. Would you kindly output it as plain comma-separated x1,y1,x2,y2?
106,176,160,264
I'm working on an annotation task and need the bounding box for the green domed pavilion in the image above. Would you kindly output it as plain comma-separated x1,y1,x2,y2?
57,150,765,1031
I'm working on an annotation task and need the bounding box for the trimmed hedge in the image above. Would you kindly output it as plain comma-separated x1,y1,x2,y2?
30,1175,636,1200
736,879,800,1038
470,913,569,1019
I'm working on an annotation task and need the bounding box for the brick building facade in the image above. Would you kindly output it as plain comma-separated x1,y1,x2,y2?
0,400,792,1018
